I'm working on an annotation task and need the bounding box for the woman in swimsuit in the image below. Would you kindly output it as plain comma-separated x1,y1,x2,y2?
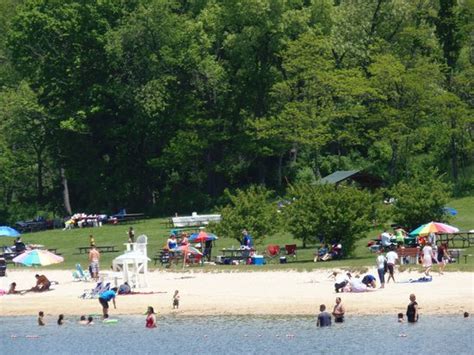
146,306,157,328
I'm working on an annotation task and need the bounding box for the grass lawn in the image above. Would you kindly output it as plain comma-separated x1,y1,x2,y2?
5,196,474,273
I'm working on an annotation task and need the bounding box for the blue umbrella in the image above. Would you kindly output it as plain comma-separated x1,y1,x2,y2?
0,226,21,237
442,207,458,216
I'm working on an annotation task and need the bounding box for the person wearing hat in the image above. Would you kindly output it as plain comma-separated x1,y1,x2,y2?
146,306,157,328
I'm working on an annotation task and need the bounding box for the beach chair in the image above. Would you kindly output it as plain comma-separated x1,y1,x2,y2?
284,244,297,261
265,245,281,263
80,281,110,299
73,263,91,281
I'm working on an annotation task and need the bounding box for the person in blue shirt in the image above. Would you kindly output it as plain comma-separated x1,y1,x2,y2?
361,274,377,288
167,234,178,250
98,287,118,318
241,229,253,248
317,304,332,327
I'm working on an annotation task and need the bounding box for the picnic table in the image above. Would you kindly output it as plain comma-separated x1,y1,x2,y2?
153,249,202,267
437,232,474,248
219,248,256,263
77,245,119,254
46,248,61,255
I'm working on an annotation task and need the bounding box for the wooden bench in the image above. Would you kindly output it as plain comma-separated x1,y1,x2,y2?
397,247,420,264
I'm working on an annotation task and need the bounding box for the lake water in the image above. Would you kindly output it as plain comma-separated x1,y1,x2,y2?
0,315,472,354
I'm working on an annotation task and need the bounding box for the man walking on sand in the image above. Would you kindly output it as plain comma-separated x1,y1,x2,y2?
89,246,101,281
386,247,399,284
376,251,387,288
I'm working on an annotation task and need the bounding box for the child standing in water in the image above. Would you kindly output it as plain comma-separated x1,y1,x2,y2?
38,311,45,326
406,294,419,323
173,290,180,309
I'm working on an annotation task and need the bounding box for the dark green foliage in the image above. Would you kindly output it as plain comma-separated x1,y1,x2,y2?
0,0,472,223
284,183,380,255
211,185,279,245
390,173,452,230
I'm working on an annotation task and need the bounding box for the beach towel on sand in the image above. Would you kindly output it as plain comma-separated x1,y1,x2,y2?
399,276,433,283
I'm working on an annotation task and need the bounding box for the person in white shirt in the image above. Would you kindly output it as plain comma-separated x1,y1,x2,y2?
381,229,393,248
386,248,399,283
349,277,368,292
422,242,435,276
334,272,351,293
376,252,387,288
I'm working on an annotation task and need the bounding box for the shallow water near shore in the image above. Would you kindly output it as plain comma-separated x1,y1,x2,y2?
1,315,472,354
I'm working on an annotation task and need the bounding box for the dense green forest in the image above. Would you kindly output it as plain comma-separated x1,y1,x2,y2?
0,0,472,222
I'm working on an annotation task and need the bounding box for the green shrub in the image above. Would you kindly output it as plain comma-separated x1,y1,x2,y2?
284,183,380,255
390,173,451,230
212,185,279,245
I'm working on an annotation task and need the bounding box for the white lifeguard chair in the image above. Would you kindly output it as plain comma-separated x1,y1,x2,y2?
113,235,149,288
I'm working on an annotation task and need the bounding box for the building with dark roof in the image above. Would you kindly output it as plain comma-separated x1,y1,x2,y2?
318,170,384,189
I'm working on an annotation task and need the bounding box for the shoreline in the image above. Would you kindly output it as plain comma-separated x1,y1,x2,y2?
1,269,473,317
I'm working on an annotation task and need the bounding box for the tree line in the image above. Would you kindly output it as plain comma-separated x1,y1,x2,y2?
0,0,472,223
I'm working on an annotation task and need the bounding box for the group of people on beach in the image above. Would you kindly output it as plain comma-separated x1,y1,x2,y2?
332,272,378,293
7,274,51,294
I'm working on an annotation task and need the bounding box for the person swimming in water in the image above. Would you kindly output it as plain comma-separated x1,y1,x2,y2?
145,306,157,328
38,311,45,326
398,313,404,322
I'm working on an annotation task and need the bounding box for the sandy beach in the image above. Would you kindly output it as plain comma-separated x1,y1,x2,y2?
1,268,473,317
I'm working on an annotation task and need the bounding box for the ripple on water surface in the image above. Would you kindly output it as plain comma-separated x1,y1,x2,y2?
1,315,472,354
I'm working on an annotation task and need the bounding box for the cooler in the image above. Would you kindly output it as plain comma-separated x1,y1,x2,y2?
252,256,265,265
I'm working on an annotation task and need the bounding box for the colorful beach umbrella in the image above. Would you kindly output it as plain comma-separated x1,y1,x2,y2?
12,249,64,266
409,222,459,237
0,226,21,237
189,231,218,243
